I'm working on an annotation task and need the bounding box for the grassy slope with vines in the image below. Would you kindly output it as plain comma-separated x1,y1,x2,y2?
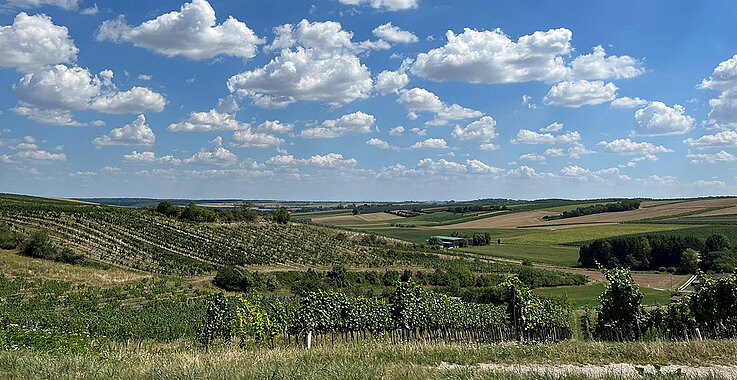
0,194,585,288
0,194,403,275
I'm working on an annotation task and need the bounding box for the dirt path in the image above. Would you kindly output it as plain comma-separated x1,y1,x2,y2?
438,362,737,378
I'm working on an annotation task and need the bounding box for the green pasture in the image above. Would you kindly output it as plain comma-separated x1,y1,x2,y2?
508,224,694,245
461,244,580,267
534,283,672,308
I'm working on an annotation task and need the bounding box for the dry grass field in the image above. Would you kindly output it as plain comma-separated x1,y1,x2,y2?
0,249,147,287
312,212,402,224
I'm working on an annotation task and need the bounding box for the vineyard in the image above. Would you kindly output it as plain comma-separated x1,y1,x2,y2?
0,274,208,348
0,272,573,351
0,194,399,275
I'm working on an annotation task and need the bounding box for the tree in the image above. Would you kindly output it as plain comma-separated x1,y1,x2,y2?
678,248,699,274
181,201,203,222
706,234,731,253
236,201,258,223
427,236,442,246
213,266,244,291
272,207,290,224
156,201,181,217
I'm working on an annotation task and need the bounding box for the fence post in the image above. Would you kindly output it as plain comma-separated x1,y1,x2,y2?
307,331,312,349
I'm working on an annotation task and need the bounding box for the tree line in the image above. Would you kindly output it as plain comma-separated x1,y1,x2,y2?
578,233,735,273
544,200,641,221
154,201,291,224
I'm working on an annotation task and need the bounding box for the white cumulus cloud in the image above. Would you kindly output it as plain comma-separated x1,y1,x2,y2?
92,115,155,146
397,87,482,126
411,27,572,84
338,0,419,11
0,12,77,71
570,45,644,80
230,129,284,148
451,116,497,142
543,80,617,108
372,23,418,44
687,150,737,164
300,111,375,138
410,138,448,149
366,138,399,151
633,101,693,136
389,126,404,136
540,122,563,132
598,138,672,155
13,65,166,119
228,20,375,108
611,96,649,109
683,130,737,149
96,0,264,60
512,129,581,144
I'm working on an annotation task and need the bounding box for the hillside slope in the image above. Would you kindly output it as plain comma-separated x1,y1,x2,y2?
0,194,389,275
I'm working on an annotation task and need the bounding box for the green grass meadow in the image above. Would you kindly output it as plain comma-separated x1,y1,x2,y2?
534,283,673,308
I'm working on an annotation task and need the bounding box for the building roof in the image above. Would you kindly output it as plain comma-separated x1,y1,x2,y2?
433,236,465,241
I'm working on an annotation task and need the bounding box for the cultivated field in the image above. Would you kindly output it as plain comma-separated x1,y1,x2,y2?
434,197,737,229
312,212,402,224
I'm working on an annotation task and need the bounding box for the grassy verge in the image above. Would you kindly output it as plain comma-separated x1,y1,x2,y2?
0,340,735,379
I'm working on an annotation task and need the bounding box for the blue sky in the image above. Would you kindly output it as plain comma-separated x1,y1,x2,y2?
1,0,736,200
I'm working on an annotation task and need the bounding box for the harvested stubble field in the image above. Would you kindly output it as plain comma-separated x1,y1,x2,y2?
433,198,737,229
312,212,402,224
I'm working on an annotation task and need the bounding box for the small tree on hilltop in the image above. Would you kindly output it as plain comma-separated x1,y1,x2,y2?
595,267,646,340
272,207,290,224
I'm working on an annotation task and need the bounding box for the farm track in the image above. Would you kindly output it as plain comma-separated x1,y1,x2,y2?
438,362,737,378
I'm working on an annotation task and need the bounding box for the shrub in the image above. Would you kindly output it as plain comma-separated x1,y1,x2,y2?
0,223,21,250
594,267,646,340
213,266,244,291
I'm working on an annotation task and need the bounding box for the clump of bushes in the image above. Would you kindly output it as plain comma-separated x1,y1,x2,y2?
544,200,641,221
154,201,258,223
20,230,84,265
213,266,275,292
0,223,23,250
